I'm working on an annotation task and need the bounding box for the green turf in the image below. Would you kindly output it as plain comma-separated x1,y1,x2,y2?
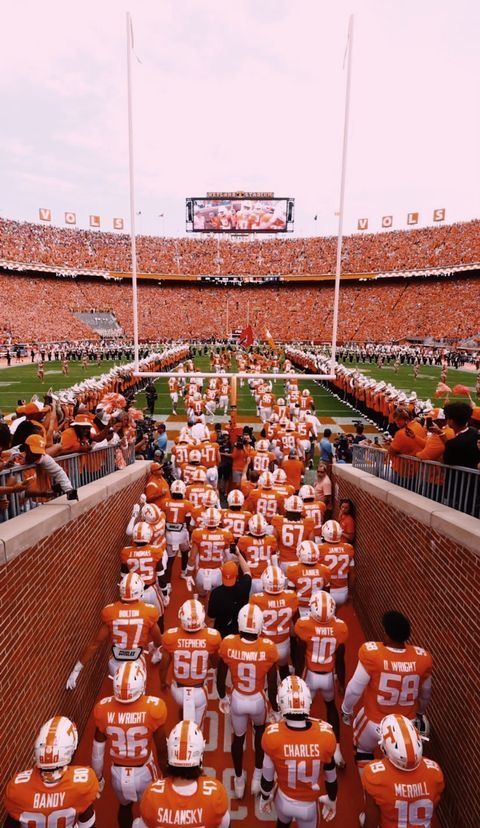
339,359,479,404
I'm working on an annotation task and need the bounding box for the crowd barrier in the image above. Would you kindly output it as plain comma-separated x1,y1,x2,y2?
352,444,480,519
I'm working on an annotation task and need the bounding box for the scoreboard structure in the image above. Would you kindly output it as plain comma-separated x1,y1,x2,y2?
186,192,295,233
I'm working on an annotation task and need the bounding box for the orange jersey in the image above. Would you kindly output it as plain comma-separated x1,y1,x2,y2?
220,509,253,541
262,719,336,802
199,442,220,468
296,421,313,439
273,483,295,505
145,476,170,505
191,527,233,569
245,488,283,520
237,533,277,579
163,497,194,529
278,430,300,453
4,766,99,825
94,694,167,767
362,757,444,828
302,500,326,532
286,562,331,607
162,626,221,686
260,392,275,408
299,395,314,411
219,634,278,695
358,642,433,722
168,377,179,392
101,600,159,656
294,616,348,672
140,776,228,828
249,450,275,474
271,515,315,564
185,482,215,509
171,443,190,466
181,463,207,485
318,540,355,588
250,590,299,642
120,543,166,586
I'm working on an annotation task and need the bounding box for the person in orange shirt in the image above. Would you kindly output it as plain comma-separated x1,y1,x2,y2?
271,494,315,571
388,407,427,479
120,521,168,630
237,514,277,593
161,599,221,726
286,539,331,615
338,498,356,543
318,519,355,606
145,463,170,509
136,720,229,828
299,483,326,542
65,573,162,689
295,591,348,768
217,604,279,799
245,470,284,521
259,676,337,824
280,448,305,492
362,715,444,828
230,437,250,487
162,480,194,580
250,565,299,680
4,716,99,828
92,662,167,825
59,412,92,455
188,508,234,596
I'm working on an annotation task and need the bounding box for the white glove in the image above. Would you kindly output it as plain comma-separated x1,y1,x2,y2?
185,576,195,592
319,795,337,822
162,592,170,607
140,494,147,505
96,777,105,797
151,647,162,665
267,708,282,724
66,661,83,690
219,697,231,715
341,706,353,726
258,795,273,816
131,504,141,517
132,820,147,828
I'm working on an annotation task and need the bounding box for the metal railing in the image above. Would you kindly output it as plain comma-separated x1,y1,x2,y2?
352,444,480,519
0,443,136,522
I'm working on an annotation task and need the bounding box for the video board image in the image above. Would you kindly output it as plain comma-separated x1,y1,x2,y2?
187,197,294,232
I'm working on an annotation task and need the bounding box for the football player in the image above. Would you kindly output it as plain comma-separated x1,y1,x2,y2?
362,714,444,827
134,720,229,828
4,716,99,828
66,573,162,690
298,485,326,543
168,376,179,414
294,592,348,767
120,521,169,631
187,507,234,597
237,514,277,594
250,565,299,680
271,495,315,571
92,662,167,828
286,539,331,616
342,611,432,779
220,489,252,542
161,599,221,726
217,605,279,799
162,480,194,582
259,676,337,826
245,471,284,522
318,519,355,606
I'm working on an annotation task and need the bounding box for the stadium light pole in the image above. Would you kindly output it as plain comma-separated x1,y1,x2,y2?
126,11,140,370
330,14,354,376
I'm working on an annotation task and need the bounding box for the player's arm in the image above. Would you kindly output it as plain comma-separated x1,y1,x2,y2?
153,725,168,774
91,727,107,785
66,624,110,689
418,674,432,713
335,645,346,695
342,661,371,721
322,757,338,811
78,805,96,827
266,664,279,712
363,792,381,828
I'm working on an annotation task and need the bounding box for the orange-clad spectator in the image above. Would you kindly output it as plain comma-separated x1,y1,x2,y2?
388,408,427,478
337,498,356,543
280,449,305,492
145,462,170,506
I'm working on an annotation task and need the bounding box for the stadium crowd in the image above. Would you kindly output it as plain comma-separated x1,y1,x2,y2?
1,217,479,275
1,273,480,344
4,347,445,828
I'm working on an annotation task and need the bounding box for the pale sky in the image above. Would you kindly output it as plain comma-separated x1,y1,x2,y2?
0,0,478,238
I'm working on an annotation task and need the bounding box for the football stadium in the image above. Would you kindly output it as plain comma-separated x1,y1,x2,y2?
1,3,479,828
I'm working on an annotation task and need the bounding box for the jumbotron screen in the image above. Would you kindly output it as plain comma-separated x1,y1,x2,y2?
186,197,294,232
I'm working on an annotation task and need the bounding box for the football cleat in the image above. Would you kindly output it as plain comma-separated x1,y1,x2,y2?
234,773,246,800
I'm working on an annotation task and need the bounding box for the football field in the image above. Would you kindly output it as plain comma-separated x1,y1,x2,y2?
339,359,478,403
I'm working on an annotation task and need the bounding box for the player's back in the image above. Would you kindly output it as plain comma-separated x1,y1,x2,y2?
101,600,159,655
286,561,331,609
318,540,355,587
251,590,298,642
359,641,433,721
237,533,277,578
93,694,167,766
219,634,277,694
221,508,252,541
262,719,335,801
120,544,164,585
4,766,99,826
140,776,228,828
162,626,221,686
192,527,233,569
362,756,444,827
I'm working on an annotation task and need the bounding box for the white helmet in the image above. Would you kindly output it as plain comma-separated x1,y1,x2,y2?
249,513,267,537
204,507,221,528
259,471,274,490
119,572,144,602
302,389,310,397
256,439,270,453
113,661,146,704
378,714,423,771
192,468,207,482
167,720,205,767
285,495,303,514
273,468,287,483
34,717,78,782
277,676,312,716
133,521,153,545
141,503,164,525
171,479,186,496
189,449,202,463
178,599,205,632
227,489,245,508
203,489,219,508
322,520,343,543
297,540,321,565
298,484,315,501
277,398,285,406
262,565,286,595
238,604,263,635
309,591,336,623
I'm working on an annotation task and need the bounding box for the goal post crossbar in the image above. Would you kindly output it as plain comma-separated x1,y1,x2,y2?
133,372,335,380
